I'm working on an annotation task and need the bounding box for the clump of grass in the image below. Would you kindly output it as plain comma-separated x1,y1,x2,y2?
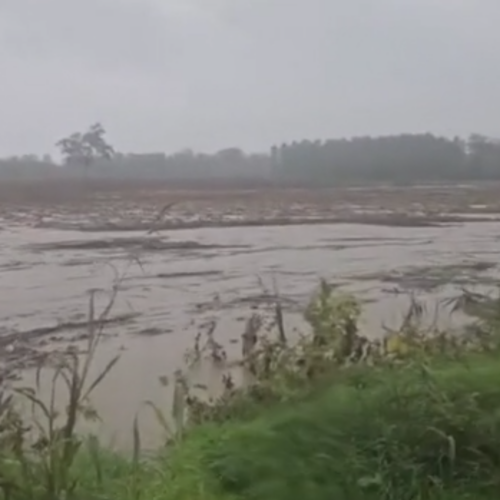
0,287,123,500
175,281,499,428
148,281,500,500
3,274,500,500
199,353,500,500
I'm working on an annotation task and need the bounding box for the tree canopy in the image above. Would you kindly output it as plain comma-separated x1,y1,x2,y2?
2,131,500,185
56,123,114,169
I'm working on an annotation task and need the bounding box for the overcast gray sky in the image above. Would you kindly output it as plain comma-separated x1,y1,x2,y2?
0,0,499,156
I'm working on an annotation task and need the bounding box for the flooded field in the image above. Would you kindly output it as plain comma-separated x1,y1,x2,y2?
1,181,500,450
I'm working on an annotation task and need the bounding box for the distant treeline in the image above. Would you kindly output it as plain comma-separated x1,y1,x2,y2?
2,133,500,185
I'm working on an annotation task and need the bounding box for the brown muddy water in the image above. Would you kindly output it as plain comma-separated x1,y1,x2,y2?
1,220,500,451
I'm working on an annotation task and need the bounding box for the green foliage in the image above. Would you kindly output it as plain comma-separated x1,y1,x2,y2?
159,281,500,442
199,355,500,500
152,282,500,500
0,290,121,500
2,281,500,499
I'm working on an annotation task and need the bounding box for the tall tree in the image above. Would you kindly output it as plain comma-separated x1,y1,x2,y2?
56,123,114,171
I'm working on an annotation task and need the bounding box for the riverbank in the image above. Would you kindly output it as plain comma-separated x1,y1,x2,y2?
70,351,500,500
2,284,500,499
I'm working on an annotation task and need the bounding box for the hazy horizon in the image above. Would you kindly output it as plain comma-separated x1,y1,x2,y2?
1,0,499,157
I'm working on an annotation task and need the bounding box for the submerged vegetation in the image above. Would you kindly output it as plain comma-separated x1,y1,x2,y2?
2,279,500,499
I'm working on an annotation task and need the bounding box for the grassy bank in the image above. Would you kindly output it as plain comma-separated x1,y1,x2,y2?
2,282,500,499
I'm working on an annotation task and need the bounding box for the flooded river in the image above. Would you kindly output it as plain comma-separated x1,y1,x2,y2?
1,220,499,450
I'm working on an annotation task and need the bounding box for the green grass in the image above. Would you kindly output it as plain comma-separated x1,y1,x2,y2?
4,284,500,499
65,350,500,500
